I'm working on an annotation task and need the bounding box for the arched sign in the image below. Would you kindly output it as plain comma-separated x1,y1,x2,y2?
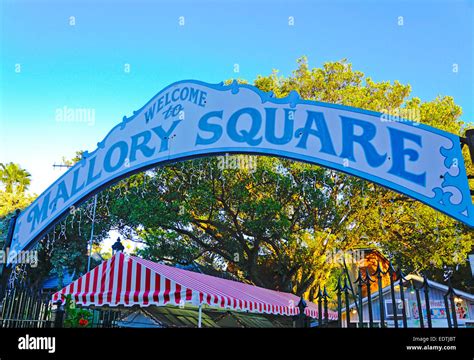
7,80,474,264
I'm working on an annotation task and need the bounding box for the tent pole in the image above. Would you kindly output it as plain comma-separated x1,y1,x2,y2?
198,304,202,328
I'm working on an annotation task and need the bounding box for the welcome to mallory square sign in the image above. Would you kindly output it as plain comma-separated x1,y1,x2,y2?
7,80,474,264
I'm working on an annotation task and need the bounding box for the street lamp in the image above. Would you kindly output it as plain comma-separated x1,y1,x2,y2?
112,237,125,255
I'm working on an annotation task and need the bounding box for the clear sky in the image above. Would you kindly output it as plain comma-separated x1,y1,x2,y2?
1,0,473,195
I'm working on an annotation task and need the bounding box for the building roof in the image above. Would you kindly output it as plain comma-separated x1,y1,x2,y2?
409,274,474,302
42,271,75,290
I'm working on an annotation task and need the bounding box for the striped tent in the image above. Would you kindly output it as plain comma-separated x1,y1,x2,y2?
52,252,337,320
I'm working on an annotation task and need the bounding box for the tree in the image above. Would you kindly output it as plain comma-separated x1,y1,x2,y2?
105,57,472,298
0,162,32,193
0,163,35,241
0,190,36,218
254,57,473,272
107,157,346,294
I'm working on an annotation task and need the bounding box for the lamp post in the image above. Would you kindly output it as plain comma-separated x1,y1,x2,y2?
112,237,125,255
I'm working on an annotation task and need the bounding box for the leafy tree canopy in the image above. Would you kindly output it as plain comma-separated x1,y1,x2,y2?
104,57,474,297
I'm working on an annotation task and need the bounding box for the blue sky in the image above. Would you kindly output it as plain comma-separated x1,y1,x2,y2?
1,0,473,195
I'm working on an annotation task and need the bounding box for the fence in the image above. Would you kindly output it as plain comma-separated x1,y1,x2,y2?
0,263,467,328
0,284,122,328
309,262,464,328
0,284,53,328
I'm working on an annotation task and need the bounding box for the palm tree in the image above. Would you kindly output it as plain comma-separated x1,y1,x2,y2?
0,162,32,193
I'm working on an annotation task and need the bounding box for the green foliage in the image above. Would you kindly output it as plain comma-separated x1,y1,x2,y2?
0,162,35,249
0,162,35,218
112,157,345,293
0,162,32,193
0,191,36,218
61,151,84,167
63,294,93,328
254,56,473,275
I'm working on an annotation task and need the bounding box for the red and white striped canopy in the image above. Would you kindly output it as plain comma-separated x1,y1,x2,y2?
52,252,337,320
